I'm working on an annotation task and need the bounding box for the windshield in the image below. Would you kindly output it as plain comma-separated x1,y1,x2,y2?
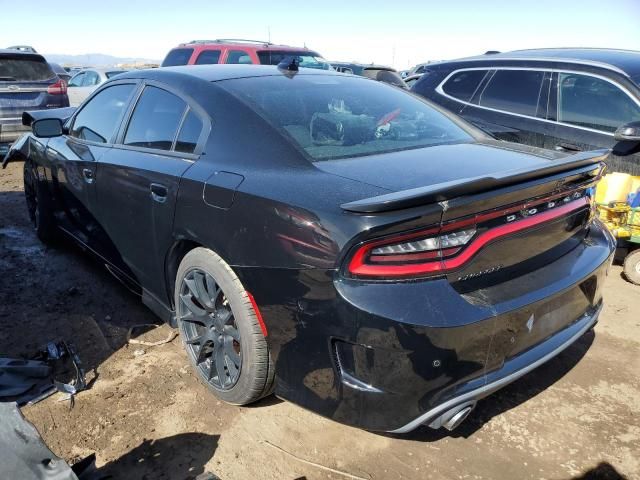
0,55,55,82
257,50,331,70
220,74,473,161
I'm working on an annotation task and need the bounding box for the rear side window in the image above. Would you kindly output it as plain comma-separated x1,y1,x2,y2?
0,54,55,82
226,50,253,64
161,48,194,67
82,71,100,87
175,110,203,153
558,73,640,132
441,70,487,102
124,86,187,151
195,50,221,65
479,70,544,116
257,50,330,70
68,72,85,87
71,84,135,143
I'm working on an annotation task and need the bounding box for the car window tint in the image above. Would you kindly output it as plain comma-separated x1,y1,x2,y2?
175,110,203,153
225,50,252,64
0,54,54,82
82,71,100,87
479,70,544,116
70,84,135,143
195,50,221,65
442,70,487,102
68,72,85,87
558,73,640,133
124,86,187,151
221,75,474,161
161,48,193,67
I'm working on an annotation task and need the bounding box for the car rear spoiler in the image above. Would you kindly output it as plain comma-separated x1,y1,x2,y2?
340,150,609,213
21,106,76,127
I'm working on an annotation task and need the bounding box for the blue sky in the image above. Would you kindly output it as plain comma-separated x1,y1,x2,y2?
2,0,639,68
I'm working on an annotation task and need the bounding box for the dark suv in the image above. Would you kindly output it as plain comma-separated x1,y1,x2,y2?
411,48,640,175
0,49,69,152
161,39,331,70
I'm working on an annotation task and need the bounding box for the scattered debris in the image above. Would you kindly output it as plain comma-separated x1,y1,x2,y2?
133,349,146,357
0,340,87,406
260,440,371,480
126,323,177,347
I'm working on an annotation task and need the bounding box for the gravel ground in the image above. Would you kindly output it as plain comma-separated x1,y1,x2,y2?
1,159,638,480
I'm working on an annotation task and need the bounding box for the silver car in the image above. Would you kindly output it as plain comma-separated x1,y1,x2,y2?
67,68,127,106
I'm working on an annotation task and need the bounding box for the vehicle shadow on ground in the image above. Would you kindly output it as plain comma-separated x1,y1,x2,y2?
570,462,628,480
393,330,595,442
96,432,219,479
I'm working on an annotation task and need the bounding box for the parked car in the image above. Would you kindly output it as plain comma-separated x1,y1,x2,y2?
411,48,640,176
66,68,127,106
0,49,68,153
330,62,407,88
6,45,37,53
4,65,615,433
403,73,423,88
48,62,71,84
161,39,331,70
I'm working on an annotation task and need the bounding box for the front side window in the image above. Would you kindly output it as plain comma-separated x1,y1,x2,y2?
161,48,194,67
124,86,187,151
479,70,544,116
558,73,640,132
220,75,474,161
195,50,221,65
68,72,85,87
70,84,135,143
225,50,252,65
441,70,487,102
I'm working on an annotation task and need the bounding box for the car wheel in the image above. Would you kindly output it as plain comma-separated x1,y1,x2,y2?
175,247,275,405
623,249,640,285
23,162,56,244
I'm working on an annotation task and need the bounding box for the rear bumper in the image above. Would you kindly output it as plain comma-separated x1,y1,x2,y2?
0,119,29,144
389,302,601,433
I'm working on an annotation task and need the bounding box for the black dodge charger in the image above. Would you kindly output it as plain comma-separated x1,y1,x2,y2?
3,65,616,433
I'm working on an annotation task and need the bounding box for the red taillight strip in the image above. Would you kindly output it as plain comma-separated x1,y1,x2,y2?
349,197,589,278
247,292,268,337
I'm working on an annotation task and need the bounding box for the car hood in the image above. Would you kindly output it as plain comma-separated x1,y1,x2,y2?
313,140,567,192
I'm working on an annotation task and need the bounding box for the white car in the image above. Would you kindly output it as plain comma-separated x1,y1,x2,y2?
66,68,127,106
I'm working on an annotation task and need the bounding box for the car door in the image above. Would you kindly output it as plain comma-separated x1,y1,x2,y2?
94,82,207,306
458,68,551,148
45,82,138,253
544,71,640,175
66,71,85,106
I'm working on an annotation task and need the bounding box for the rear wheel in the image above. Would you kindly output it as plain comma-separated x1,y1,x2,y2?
175,247,274,404
23,162,56,243
623,249,640,285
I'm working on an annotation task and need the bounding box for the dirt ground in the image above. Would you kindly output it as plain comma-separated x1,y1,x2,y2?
1,159,639,480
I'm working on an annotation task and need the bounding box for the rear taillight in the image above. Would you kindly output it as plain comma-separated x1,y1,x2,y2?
347,194,590,279
47,79,67,95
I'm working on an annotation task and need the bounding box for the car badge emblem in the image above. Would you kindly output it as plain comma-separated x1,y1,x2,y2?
526,314,535,332
7,85,19,91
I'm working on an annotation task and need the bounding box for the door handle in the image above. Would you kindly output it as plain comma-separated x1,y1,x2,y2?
554,143,582,152
82,168,95,184
150,183,168,203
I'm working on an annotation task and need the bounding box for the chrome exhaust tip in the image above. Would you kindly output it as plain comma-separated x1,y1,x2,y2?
428,401,476,431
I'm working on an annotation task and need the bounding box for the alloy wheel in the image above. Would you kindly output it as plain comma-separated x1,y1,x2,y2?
178,269,242,390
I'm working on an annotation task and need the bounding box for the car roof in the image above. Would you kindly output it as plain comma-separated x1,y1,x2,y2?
117,64,343,83
175,40,317,52
0,48,44,58
441,48,640,77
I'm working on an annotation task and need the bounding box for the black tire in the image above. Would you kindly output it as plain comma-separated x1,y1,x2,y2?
623,249,640,285
175,247,274,405
23,161,57,244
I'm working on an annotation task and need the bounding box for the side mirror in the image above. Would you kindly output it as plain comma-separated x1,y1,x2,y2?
614,121,640,142
32,118,64,138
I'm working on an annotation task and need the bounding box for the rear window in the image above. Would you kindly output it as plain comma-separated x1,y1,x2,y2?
257,50,331,70
161,48,194,67
0,54,55,82
479,70,545,116
441,70,487,102
220,75,473,161
362,69,406,88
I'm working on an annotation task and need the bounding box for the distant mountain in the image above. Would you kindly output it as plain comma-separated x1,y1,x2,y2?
43,53,160,67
